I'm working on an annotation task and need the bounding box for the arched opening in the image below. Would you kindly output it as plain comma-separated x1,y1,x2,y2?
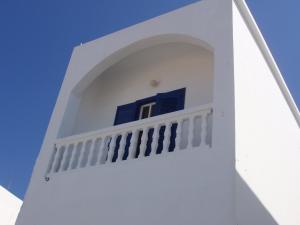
59,35,214,138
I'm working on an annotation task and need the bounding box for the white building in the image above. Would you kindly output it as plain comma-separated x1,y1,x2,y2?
16,0,300,225
0,186,22,225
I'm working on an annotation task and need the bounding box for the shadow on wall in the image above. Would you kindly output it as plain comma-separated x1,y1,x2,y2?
236,172,278,225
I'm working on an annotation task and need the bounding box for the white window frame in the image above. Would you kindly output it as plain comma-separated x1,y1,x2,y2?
139,102,156,120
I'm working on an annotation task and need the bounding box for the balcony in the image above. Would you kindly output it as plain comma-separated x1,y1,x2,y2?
46,104,213,178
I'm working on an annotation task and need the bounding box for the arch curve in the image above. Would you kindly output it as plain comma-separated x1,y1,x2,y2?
72,33,214,96
59,33,214,137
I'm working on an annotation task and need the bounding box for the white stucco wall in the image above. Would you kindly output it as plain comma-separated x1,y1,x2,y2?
17,1,236,225
0,186,22,225
233,2,300,225
18,150,230,225
73,42,213,135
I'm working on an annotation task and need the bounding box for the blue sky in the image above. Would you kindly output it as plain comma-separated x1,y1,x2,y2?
0,0,299,199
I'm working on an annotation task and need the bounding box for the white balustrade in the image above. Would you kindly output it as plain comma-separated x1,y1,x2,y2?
45,104,213,177
71,142,83,169
129,130,139,159
107,135,117,163
99,137,110,164
80,140,92,168
187,116,195,149
87,138,97,166
59,145,68,172
67,144,76,170
46,146,57,175
174,119,182,151
162,123,172,154
140,127,149,157
63,144,74,170
151,124,160,155
53,146,65,173
117,132,127,161
200,109,210,149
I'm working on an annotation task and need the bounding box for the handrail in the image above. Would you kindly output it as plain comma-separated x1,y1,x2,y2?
56,104,213,145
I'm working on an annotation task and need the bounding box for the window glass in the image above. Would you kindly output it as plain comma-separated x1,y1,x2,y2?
139,102,156,120
150,103,156,117
141,106,150,119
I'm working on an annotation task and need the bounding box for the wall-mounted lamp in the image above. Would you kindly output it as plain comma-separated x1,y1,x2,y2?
150,79,160,87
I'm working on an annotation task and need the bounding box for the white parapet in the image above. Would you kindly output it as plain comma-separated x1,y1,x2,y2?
45,104,213,179
0,186,22,225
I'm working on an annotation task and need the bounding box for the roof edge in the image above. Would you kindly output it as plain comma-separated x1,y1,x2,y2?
234,0,300,127
75,1,204,49
0,185,22,203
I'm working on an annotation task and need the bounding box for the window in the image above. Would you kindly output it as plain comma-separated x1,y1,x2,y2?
114,88,185,125
139,102,156,120
113,88,186,156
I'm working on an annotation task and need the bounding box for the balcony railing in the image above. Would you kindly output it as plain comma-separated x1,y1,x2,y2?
45,104,213,178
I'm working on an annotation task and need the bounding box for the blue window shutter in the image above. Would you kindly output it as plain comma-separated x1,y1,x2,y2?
114,88,185,125
114,102,137,125
155,88,186,115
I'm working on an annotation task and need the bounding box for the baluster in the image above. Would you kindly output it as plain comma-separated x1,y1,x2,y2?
187,116,195,148
59,145,69,172
150,124,160,156
89,138,100,166
51,145,59,173
77,141,86,168
80,140,92,168
62,144,74,171
99,137,110,164
46,145,58,175
162,123,172,154
71,142,83,169
53,145,64,173
140,127,149,157
68,143,78,169
174,119,183,151
87,138,96,166
129,130,139,159
107,135,118,163
200,110,209,149
117,133,127,161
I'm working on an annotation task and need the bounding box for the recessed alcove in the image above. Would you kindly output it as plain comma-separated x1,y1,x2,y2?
59,40,214,138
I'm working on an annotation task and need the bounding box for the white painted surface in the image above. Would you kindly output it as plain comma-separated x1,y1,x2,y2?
72,43,213,135
233,2,300,225
19,149,230,225
0,186,22,225
47,105,213,176
17,0,236,225
17,0,300,224
234,0,300,127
